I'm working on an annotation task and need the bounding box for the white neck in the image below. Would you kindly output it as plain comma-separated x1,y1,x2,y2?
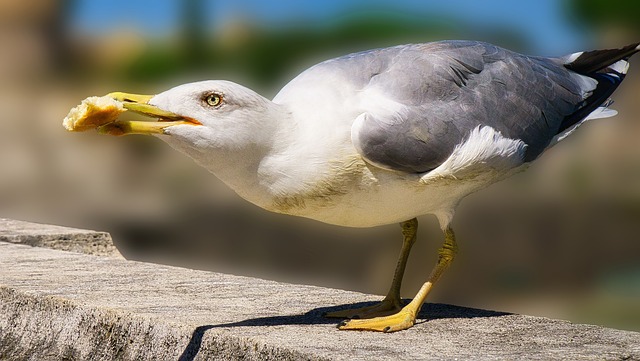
160,103,297,209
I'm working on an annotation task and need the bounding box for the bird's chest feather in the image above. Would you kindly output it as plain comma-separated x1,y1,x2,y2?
262,154,376,215
257,153,466,227
259,125,530,227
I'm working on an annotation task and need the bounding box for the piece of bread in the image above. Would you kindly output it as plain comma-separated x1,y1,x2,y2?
63,96,126,132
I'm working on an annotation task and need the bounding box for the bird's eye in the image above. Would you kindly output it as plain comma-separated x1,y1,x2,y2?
205,93,222,107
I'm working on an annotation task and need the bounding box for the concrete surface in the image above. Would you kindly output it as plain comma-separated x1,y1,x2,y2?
1,221,639,360
0,218,120,257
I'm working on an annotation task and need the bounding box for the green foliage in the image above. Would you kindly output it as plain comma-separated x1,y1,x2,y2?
121,13,527,87
567,0,640,32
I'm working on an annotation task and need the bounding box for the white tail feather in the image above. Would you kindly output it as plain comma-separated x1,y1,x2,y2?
551,105,618,144
584,106,618,120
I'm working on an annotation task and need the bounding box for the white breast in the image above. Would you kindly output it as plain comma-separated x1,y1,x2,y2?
259,125,528,228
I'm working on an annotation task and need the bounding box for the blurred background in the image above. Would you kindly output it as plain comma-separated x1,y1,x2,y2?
1,0,639,331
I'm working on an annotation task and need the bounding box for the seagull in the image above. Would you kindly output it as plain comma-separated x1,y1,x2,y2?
94,40,639,332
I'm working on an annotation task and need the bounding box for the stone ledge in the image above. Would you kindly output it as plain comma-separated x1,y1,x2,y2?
1,221,639,360
0,218,120,257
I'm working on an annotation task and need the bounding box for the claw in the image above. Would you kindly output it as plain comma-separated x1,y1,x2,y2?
338,306,416,333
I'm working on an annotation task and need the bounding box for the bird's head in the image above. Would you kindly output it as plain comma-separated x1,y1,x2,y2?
100,80,282,150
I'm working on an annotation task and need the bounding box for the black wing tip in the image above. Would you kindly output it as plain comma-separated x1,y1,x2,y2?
557,42,639,134
565,42,640,75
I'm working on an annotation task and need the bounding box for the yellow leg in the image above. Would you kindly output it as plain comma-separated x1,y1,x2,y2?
339,226,458,332
325,218,418,319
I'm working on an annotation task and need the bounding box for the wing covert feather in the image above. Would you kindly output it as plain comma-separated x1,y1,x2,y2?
347,41,590,173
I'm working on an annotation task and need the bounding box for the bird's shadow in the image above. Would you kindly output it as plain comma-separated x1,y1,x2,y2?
177,302,511,360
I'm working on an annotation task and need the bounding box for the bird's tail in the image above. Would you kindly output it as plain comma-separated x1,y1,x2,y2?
558,42,640,134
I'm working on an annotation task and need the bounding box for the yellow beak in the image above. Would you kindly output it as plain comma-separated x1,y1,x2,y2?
98,92,201,136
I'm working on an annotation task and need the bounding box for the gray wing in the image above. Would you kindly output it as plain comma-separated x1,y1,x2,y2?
344,41,594,173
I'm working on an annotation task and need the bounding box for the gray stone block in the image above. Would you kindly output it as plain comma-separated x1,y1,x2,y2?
0,218,120,257
1,238,639,360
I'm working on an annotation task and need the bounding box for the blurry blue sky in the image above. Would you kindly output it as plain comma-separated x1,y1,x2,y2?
71,0,589,55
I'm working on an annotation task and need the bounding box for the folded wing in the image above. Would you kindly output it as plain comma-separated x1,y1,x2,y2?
349,41,611,173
